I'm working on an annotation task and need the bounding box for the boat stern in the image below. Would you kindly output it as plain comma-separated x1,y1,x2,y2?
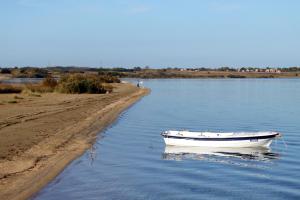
275,132,282,138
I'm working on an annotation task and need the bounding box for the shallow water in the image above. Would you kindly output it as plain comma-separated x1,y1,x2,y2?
33,79,300,200
2,78,43,84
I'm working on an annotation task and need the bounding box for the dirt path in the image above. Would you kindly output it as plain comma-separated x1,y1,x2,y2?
0,83,149,200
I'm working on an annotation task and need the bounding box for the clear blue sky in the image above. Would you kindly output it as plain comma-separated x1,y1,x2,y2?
1,0,299,68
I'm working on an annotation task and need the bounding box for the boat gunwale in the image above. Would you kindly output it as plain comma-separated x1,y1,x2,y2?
161,132,280,141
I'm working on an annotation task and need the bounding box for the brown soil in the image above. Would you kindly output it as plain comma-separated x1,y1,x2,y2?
0,83,149,200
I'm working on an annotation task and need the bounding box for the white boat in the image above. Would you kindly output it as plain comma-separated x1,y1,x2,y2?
161,130,281,148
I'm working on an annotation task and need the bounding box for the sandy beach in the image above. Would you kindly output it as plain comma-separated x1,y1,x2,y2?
0,83,149,200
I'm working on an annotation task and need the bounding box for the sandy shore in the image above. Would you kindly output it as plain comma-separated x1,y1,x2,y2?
0,83,149,200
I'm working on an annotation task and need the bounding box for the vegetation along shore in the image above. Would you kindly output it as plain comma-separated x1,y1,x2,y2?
1,66,300,80
0,74,149,200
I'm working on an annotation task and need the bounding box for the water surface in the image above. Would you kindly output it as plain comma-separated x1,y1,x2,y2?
2,78,43,84
34,79,300,200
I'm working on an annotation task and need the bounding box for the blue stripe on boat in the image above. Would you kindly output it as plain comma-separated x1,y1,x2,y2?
162,134,278,141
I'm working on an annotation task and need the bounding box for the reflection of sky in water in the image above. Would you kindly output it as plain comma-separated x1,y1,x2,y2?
162,146,280,169
34,79,300,200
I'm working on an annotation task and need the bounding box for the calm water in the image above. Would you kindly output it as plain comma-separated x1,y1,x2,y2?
34,79,300,200
2,78,43,84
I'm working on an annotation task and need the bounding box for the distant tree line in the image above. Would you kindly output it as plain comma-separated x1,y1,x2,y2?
1,66,300,77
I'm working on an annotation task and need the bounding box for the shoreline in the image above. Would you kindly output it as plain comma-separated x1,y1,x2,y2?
120,71,300,79
2,71,300,83
0,83,149,200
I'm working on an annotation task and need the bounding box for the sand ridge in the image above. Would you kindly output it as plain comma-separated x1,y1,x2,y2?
0,83,149,200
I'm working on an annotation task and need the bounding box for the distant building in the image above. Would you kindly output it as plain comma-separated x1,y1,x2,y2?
264,68,281,73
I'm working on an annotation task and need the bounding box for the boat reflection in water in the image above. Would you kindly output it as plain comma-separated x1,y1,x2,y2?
162,145,280,163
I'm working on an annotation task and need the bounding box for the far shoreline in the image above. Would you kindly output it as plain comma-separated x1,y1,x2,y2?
1,65,300,82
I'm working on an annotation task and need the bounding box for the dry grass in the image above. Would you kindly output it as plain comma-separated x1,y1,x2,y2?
43,76,58,88
0,74,119,95
57,74,115,94
24,83,54,93
14,95,24,99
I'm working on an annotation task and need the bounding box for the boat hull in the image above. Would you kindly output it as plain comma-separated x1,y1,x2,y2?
163,137,273,148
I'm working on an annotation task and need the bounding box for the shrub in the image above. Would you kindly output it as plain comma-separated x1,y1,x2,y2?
0,84,22,93
43,75,58,88
0,68,11,74
0,74,118,94
11,67,48,78
105,75,120,83
98,71,123,83
22,75,58,93
57,74,110,94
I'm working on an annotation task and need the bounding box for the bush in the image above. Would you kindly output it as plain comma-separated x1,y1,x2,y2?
100,75,120,83
43,75,58,88
0,84,23,93
0,68,11,74
57,74,111,94
12,67,48,78
0,74,118,94
96,73,121,83
22,75,58,93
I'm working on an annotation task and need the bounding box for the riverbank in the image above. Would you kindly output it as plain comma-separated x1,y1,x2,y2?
0,83,149,200
2,67,300,81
